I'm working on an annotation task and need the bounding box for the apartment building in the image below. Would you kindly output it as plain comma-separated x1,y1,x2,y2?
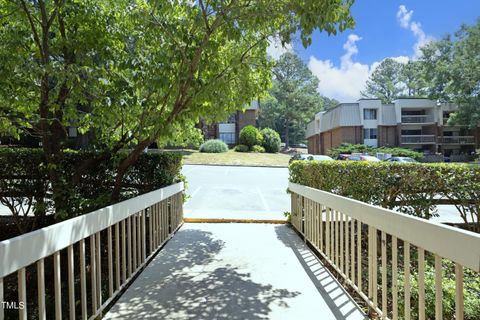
306,98,480,156
197,100,259,145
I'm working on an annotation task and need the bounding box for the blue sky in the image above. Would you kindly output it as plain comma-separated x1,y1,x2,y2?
267,1,480,102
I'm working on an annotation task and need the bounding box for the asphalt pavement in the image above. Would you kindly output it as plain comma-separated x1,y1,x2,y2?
182,165,290,220
181,164,465,223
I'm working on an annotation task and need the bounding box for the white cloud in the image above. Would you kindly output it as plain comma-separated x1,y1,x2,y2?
396,5,434,58
266,36,293,60
308,34,409,103
397,5,413,28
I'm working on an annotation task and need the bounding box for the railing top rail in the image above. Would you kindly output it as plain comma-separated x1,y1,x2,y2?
401,114,431,117
0,182,184,278
400,134,435,137
289,182,480,271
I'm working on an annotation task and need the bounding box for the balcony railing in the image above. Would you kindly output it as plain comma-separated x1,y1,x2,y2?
289,182,480,320
438,136,475,145
401,115,434,123
0,182,184,320
401,135,436,144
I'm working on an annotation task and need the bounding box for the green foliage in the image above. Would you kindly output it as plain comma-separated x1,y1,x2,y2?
260,128,281,153
239,125,263,148
0,148,182,232
361,58,405,103
397,260,480,320
199,139,228,153
289,161,479,227
234,144,250,153
258,52,324,147
0,0,355,210
251,145,266,153
326,144,423,160
420,19,480,128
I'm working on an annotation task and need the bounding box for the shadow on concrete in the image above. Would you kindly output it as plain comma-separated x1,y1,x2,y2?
274,225,367,320
106,228,300,319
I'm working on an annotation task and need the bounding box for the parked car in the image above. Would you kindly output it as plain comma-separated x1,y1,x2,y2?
290,143,307,148
385,156,418,163
289,153,313,164
310,155,334,161
335,154,351,160
346,155,380,162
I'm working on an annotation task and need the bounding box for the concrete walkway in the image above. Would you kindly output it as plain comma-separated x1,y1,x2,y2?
105,223,366,320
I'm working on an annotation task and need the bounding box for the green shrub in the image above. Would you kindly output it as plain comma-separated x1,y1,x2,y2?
289,161,479,228
199,139,228,153
234,144,249,152
239,125,263,148
327,143,423,160
261,128,281,153
251,145,265,153
376,146,423,160
0,148,183,232
397,260,480,320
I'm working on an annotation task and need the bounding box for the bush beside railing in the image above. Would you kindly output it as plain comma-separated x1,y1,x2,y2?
0,182,184,320
0,148,183,234
289,182,480,319
289,161,480,232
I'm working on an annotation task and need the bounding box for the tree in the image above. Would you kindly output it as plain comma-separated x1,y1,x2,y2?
361,58,404,103
258,52,324,147
0,0,355,209
399,61,427,97
420,19,480,127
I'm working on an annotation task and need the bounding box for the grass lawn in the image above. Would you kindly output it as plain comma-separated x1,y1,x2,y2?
168,149,291,167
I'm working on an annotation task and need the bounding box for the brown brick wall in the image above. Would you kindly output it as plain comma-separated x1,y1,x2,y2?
319,126,363,154
341,126,363,145
378,126,397,147
236,110,257,141
308,134,321,154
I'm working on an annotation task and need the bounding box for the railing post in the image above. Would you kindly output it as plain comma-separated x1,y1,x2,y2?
455,263,464,319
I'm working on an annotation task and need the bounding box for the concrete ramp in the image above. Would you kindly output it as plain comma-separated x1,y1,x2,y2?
105,223,366,320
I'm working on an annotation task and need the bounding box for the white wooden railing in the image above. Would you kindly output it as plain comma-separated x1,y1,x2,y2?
0,182,184,320
289,182,480,320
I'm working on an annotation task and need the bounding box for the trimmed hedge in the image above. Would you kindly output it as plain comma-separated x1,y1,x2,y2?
199,139,228,153
289,161,479,228
0,148,183,232
239,125,263,148
261,128,281,153
289,160,480,319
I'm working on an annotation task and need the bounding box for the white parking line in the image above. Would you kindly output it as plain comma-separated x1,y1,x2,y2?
189,186,202,198
257,187,271,212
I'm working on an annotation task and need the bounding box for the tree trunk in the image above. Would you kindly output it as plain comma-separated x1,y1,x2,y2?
111,139,153,201
284,120,290,148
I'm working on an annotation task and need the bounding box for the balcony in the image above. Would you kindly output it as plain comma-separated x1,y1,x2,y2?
438,136,475,145
401,115,434,124
401,135,436,144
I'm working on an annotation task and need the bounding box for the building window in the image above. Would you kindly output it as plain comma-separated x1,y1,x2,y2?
364,128,377,139
363,109,377,120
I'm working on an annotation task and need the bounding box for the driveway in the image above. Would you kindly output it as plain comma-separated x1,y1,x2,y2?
182,165,289,220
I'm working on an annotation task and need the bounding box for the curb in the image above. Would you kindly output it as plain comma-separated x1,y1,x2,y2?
184,218,287,224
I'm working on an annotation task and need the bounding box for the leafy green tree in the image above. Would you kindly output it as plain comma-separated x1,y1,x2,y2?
361,58,404,103
399,60,427,97
420,19,480,127
258,52,324,147
0,0,355,207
